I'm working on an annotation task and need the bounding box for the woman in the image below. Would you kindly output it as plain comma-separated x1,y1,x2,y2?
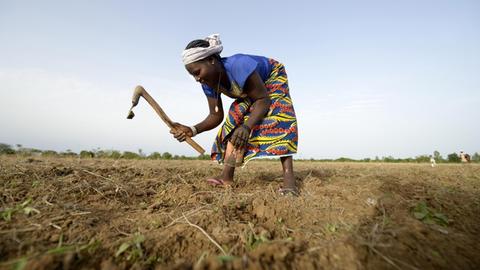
170,34,299,195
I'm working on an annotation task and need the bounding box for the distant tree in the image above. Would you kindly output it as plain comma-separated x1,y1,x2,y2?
148,152,162,159
0,143,15,154
109,150,122,159
138,148,145,157
41,150,58,157
415,155,430,163
80,150,95,158
383,156,396,162
92,147,101,155
198,154,211,160
447,153,460,163
336,157,356,162
94,149,108,158
122,151,140,159
433,150,443,162
16,147,42,156
471,152,480,163
61,150,78,157
363,158,371,162
162,152,172,160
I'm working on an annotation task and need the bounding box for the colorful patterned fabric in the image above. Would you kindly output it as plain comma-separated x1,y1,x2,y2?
211,59,298,165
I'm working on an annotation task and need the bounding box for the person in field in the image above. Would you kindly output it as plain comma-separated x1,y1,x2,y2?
460,151,470,163
429,155,436,167
170,34,299,195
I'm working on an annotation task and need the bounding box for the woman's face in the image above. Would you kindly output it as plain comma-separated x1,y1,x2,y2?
185,58,220,88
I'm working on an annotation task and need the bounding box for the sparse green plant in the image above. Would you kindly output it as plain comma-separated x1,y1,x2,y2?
325,223,338,233
115,233,145,261
1,199,40,221
47,237,100,255
245,223,269,250
412,201,449,226
11,257,27,270
217,255,237,263
145,255,162,265
1,208,14,221
277,217,284,224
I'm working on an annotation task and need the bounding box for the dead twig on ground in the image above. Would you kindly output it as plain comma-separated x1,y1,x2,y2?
49,223,62,230
176,174,189,185
115,227,132,237
164,206,208,228
0,227,39,234
368,245,419,270
182,213,227,256
70,211,91,216
82,180,108,200
82,169,129,197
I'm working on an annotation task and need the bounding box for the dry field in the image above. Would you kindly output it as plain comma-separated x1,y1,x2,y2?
1,156,479,269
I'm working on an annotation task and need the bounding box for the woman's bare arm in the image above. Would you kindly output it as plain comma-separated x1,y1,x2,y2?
171,96,224,142
194,96,224,133
229,71,271,148
243,72,271,129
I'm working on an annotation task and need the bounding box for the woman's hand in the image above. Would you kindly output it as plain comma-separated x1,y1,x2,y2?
230,124,251,149
170,123,193,142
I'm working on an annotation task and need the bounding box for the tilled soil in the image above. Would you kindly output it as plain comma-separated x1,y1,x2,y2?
1,156,479,269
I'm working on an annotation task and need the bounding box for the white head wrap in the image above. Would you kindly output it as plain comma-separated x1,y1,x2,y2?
182,34,223,65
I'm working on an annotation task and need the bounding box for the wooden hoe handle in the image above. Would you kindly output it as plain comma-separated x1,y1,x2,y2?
128,86,205,155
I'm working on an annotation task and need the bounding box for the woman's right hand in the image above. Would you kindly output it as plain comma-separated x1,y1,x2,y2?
170,122,193,142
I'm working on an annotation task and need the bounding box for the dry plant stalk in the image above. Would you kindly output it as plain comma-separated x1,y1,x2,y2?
182,213,227,256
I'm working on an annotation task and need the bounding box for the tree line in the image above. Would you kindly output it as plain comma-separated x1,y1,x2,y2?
0,143,478,163
0,143,211,160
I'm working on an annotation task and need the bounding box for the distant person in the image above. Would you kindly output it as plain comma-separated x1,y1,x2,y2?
460,151,471,163
170,34,299,195
430,155,436,167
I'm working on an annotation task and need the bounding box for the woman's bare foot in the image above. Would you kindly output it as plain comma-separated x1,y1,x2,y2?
207,162,235,187
206,177,233,187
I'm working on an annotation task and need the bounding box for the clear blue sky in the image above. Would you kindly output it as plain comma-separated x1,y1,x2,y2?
1,0,479,159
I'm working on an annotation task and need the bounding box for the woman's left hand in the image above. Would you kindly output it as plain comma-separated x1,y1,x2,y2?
230,124,251,149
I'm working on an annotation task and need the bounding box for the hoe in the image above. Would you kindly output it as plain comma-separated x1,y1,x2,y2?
127,85,205,155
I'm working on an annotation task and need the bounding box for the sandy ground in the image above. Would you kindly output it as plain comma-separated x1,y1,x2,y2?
1,156,479,269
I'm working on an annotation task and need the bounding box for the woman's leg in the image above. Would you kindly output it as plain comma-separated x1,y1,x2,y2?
220,142,236,183
208,142,236,185
280,156,296,189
